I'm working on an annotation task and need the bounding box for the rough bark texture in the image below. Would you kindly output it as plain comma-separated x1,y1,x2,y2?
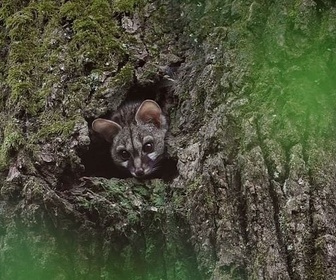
1,0,336,279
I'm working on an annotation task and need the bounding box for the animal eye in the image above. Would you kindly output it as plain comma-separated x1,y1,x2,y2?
143,142,154,153
118,149,130,160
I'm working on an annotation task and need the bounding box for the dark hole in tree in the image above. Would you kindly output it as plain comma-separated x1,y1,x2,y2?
82,75,178,181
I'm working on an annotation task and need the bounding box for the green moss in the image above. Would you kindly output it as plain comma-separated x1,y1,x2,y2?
0,122,25,170
61,0,124,69
0,0,28,18
113,0,142,13
150,182,166,208
59,1,83,20
112,63,135,86
35,1,58,20
3,3,53,117
34,117,77,141
5,9,35,39
0,0,122,170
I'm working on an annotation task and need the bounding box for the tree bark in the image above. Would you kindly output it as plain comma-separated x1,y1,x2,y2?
1,0,336,279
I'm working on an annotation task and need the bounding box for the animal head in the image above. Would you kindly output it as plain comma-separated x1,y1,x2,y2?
92,100,168,178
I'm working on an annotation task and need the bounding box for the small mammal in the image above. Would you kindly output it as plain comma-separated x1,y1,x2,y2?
92,100,168,178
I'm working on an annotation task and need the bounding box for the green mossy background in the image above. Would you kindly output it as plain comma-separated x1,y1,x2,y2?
1,0,336,279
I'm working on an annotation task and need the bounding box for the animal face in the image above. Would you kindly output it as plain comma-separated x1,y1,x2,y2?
92,100,168,178
111,122,166,177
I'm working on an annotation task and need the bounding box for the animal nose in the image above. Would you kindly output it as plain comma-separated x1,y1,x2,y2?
135,169,145,177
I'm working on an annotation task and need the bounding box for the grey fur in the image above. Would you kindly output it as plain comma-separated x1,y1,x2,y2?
93,100,168,178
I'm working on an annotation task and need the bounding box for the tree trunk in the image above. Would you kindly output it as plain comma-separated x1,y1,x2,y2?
1,0,336,279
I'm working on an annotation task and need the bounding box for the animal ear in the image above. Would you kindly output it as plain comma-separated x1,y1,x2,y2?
92,118,121,143
135,100,163,128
